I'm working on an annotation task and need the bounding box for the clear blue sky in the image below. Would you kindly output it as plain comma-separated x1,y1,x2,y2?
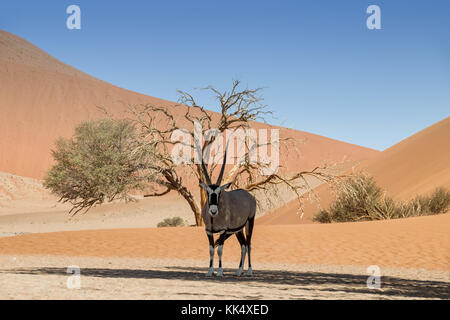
1,0,449,150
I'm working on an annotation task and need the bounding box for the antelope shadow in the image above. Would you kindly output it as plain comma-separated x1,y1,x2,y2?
1,266,448,299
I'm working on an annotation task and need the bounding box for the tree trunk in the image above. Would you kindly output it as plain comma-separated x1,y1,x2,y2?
177,186,204,227
194,208,203,227
199,188,207,225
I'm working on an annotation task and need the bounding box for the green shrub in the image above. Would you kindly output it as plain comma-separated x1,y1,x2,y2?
157,217,185,228
396,198,423,218
43,119,154,215
326,175,387,222
427,187,450,214
312,210,332,223
313,174,450,223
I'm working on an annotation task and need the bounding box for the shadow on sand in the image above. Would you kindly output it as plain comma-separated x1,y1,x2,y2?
1,266,449,299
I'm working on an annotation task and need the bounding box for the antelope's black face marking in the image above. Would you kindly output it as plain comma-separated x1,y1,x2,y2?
207,184,220,216
199,181,232,217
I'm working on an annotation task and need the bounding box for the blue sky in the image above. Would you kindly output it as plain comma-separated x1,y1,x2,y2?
1,0,449,150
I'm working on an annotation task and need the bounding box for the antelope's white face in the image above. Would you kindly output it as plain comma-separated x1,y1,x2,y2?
200,182,232,217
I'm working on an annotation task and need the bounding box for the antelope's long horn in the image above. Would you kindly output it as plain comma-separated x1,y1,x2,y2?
199,147,212,185
216,143,228,185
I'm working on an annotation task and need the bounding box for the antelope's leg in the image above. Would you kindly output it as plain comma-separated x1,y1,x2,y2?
216,232,226,277
235,231,247,276
206,234,214,276
245,217,255,276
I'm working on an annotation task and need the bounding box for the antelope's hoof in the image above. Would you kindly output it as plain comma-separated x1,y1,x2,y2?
216,268,224,277
206,268,214,277
234,268,244,276
246,267,253,277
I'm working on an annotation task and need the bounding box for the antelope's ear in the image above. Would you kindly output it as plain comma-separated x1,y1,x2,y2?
199,180,209,190
221,182,232,190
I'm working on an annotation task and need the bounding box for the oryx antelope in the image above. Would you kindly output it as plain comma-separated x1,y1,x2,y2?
199,148,257,277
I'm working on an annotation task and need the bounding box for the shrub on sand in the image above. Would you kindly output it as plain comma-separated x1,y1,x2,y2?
157,217,185,228
312,210,332,223
314,174,450,223
427,187,450,214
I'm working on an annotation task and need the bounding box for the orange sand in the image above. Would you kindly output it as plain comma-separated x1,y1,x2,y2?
362,117,450,200
1,214,448,270
259,117,450,225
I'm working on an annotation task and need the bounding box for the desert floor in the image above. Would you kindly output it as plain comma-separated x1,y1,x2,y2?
0,255,449,300
0,214,449,299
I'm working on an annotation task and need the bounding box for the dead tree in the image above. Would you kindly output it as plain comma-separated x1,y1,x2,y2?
127,80,340,226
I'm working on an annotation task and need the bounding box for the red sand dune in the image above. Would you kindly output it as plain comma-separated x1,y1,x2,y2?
259,116,450,225
0,213,448,270
0,30,170,179
257,183,334,224
361,117,450,200
0,30,376,183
